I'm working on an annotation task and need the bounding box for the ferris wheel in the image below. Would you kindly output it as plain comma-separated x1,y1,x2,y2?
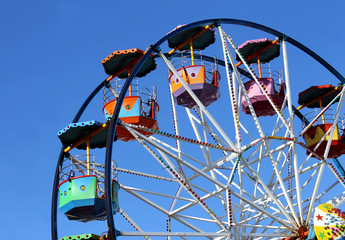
52,19,345,240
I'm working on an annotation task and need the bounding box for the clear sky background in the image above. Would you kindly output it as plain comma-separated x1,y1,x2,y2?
1,0,345,239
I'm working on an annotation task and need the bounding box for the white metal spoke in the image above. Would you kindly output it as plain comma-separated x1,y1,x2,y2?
122,184,170,215
230,189,294,230
120,185,194,203
324,87,345,158
305,162,326,223
238,156,299,229
119,208,152,240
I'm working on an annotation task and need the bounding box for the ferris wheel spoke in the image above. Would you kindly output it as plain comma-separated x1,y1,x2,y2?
243,223,288,231
155,148,226,188
167,215,214,240
147,135,208,167
324,88,345,159
328,161,345,188
298,180,341,225
280,44,303,222
230,189,294,231
268,162,321,202
286,175,341,221
168,81,182,155
239,122,255,142
299,164,322,191
249,213,284,236
240,150,294,206
252,145,264,202
305,162,326,223
122,124,197,195
238,208,286,229
264,150,297,206
332,190,345,208
175,214,222,224
235,212,285,237
231,180,266,204
175,203,228,232
311,179,341,204
138,143,230,229
296,161,322,178
247,140,293,166
162,146,238,184
118,208,153,240
169,193,225,221
234,201,282,223
121,185,194,203
252,138,299,225
116,167,176,182
122,185,170,215
238,155,299,228
142,137,237,184
281,40,294,134
123,123,215,190
170,185,227,215
218,26,266,140
234,162,246,233
298,151,319,173
159,147,191,187
189,183,226,203
193,107,231,150
246,207,292,235
266,144,289,187
193,109,217,171
243,145,290,197
267,120,289,146
124,182,225,232
234,185,288,215
220,34,241,147
167,187,186,239
185,108,213,166
167,84,187,231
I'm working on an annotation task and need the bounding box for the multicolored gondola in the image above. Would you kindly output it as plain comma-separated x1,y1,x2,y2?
168,25,220,108
298,84,345,158
102,48,159,141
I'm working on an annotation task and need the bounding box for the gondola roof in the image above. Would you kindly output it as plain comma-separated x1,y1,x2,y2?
102,48,156,78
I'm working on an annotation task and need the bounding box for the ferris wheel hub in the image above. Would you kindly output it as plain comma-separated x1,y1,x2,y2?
298,225,309,240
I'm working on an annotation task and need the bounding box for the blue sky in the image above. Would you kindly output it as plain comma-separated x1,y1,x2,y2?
1,0,345,239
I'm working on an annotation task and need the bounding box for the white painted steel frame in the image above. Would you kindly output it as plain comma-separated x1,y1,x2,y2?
109,25,345,240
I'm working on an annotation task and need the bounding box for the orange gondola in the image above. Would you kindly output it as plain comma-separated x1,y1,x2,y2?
167,25,220,108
